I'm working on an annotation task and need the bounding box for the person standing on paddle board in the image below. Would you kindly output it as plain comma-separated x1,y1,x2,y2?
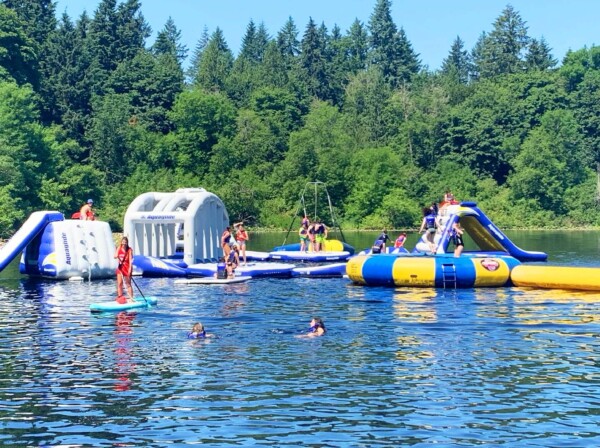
114,236,134,303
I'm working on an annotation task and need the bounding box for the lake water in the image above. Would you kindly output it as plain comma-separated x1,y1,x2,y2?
1,231,599,446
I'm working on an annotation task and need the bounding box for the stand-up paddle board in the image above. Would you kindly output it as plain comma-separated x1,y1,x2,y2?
174,276,252,285
90,296,158,313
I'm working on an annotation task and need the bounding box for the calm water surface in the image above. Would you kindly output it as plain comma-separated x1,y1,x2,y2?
0,231,599,446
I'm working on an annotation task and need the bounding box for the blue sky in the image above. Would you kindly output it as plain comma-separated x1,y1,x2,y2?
54,0,598,70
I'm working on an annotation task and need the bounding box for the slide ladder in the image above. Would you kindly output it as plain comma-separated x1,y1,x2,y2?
441,263,457,289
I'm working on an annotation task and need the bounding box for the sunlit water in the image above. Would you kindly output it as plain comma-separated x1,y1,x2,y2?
0,231,599,446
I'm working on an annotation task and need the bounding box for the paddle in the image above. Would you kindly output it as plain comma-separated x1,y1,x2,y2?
131,276,148,304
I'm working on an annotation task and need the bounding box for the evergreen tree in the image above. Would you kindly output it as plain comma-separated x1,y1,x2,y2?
369,0,419,87
115,0,150,62
473,5,530,78
1,0,55,47
396,27,421,81
346,19,369,74
107,49,183,133
39,12,94,143
277,16,300,57
258,40,289,89
0,5,38,86
195,28,233,92
299,17,330,101
227,20,271,106
239,19,269,63
441,36,471,84
187,26,209,83
152,16,187,64
526,37,557,71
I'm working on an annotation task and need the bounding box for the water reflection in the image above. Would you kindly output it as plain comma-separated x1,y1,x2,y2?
114,312,136,392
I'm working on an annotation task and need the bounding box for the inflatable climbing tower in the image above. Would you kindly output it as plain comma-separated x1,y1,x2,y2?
123,188,229,265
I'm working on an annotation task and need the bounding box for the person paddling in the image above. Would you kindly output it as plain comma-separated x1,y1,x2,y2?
114,236,134,303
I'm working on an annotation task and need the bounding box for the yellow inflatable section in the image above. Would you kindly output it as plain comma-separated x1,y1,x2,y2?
511,265,600,291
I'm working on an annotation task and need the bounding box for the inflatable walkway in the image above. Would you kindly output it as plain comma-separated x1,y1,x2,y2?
414,202,547,262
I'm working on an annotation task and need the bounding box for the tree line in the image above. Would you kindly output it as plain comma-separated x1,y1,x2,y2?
1,0,599,237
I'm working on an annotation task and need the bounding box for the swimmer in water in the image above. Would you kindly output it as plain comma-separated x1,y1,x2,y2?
188,322,213,339
296,317,326,338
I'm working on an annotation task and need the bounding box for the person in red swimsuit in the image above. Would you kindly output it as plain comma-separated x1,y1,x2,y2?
114,236,134,302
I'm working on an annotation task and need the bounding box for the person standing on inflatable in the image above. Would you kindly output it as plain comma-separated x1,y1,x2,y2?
234,222,249,265
114,236,134,303
80,199,96,220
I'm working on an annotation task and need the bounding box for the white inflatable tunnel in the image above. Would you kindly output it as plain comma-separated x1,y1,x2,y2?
123,188,229,265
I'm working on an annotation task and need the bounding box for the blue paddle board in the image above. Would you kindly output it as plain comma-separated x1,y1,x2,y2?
90,296,158,313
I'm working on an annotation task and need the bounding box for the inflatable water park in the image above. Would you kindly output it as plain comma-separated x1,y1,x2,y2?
1,187,600,292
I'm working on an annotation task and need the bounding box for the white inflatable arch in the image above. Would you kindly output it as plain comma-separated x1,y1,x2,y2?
123,188,229,265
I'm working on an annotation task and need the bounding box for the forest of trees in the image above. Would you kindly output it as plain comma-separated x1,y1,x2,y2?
1,0,600,237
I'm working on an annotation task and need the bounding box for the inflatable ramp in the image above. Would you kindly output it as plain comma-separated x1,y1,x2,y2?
414,202,547,262
0,211,117,279
0,211,63,272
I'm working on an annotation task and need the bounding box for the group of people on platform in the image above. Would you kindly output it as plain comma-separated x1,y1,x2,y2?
219,222,250,279
299,216,328,252
371,189,464,257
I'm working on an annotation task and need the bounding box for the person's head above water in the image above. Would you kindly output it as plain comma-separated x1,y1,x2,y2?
310,317,325,333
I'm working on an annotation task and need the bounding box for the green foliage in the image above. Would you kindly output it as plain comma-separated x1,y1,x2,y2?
0,184,24,237
509,109,586,213
168,88,236,176
0,5,38,85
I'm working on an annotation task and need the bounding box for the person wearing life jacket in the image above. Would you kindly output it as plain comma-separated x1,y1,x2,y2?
226,244,240,278
296,317,326,338
188,322,214,339
418,206,438,253
372,229,391,254
114,236,134,303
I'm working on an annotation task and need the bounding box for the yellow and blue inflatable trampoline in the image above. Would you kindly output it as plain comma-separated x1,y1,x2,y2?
347,254,521,288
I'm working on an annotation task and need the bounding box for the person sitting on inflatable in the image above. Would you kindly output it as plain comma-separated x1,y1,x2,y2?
72,198,96,220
